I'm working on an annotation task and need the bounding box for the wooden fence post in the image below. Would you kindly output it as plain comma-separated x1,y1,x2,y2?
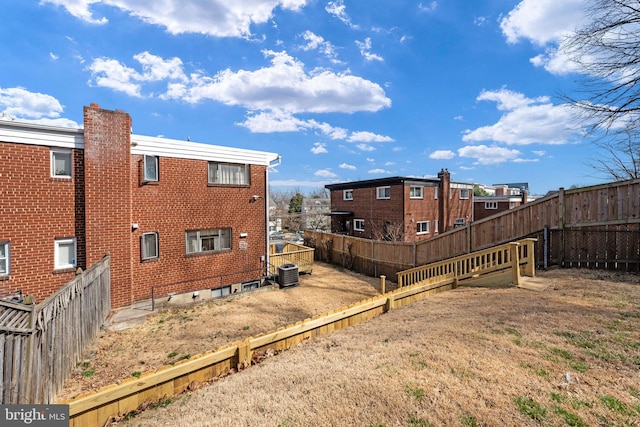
509,242,521,286
558,187,565,267
380,275,386,294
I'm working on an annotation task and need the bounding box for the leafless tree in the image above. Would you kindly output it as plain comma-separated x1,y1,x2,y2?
562,0,640,180
371,220,405,242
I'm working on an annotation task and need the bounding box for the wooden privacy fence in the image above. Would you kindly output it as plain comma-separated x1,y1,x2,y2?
63,240,536,427
269,242,315,275
0,254,111,404
308,178,640,277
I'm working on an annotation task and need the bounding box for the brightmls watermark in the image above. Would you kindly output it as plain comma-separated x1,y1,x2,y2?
1,405,69,426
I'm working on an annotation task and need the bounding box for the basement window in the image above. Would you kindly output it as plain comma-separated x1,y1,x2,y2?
211,286,231,299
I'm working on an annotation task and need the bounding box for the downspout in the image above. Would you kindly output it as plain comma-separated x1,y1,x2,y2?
265,155,282,278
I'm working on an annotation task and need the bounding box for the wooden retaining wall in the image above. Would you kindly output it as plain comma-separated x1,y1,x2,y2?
63,241,535,426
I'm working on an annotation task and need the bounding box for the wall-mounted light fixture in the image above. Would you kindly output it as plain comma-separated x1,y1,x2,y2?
251,194,263,202
132,223,139,231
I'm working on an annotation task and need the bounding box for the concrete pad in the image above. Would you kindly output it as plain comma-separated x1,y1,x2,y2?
108,299,153,331
518,276,550,292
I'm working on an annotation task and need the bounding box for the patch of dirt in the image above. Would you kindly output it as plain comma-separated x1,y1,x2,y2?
107,267,640,427
58,262,387,401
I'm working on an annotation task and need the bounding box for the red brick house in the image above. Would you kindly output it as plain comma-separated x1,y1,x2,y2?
325,170,473,242
473,185,529,221
0,104,279,308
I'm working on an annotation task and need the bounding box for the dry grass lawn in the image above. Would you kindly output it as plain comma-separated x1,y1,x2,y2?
106,267,640,427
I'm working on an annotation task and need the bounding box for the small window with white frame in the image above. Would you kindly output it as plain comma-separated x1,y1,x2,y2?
54,238,76,270
0,242,9,276
485,201,498,209
354,219,365,231
51,148,72,178
460,188,470,199
376,186,390,199
141,232,159,260
409,186,423,199
143,155,159,182
416,221,430,234
434,220,439,233
343,189,353,200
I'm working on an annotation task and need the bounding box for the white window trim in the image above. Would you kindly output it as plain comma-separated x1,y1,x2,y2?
409,186,424,199
208,162,250,185
54,238,77,270
186,228,232,254
376,186,391,199
459,189,470,200
343,189,353,200
434,220,439,233
416,221,430,235
141,232,159,260
50,148,72,178
354,219,365,232
485,201,498,209
143,155,159,182
434,187,438,200
0,242,9,276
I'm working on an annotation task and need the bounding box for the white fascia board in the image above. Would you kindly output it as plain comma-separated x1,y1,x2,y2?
0,121,84,149
131,134,279,166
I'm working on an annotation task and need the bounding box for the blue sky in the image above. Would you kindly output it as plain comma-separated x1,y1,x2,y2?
1,0,603,195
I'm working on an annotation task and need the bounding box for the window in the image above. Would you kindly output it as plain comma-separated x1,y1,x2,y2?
343,189,353,200
376,186,390,199
434,220,439,233
434,187,438,199
485,201,498,209
211,286,231,298
141,232,159,260
409,186,423,199
0,242,9,276
354,219,365,231
416,221,430,234
186,228,232,254
455,218,465,225
51,148,72,177
54,238,76,270
143,155,159,182
460,188,470,199
208,162,249,185
242,280,260,291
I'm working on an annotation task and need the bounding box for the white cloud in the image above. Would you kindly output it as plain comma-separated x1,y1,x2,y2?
347,131,393,143
533,150,546,156
463,88,581,145
311,142,328,154
474,16,488,27
418,2,438,13
357,144,376,152
384,161,395,166
355,38,383,62
314,169,337,178
368,168,387,174
49,52,59,60
458,145,522,165
0,86,79,128
366,158,375,163
42,0,308,38
513,158,539,163
238,110,351,139
339,163,356,170
500,0,585,74
429,150,455,160
325,0,358,29
299,31,341,63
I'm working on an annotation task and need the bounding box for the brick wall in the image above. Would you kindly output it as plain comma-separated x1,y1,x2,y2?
130,156,268,301
0,142,82,302
83,104,134,307
404,185,439,242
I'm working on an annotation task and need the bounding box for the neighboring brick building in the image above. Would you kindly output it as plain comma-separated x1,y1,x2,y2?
325,170,473,242
0,104,279,308
473,185,529,221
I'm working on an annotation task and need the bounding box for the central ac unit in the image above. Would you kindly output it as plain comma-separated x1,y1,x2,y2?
278,264,299,288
